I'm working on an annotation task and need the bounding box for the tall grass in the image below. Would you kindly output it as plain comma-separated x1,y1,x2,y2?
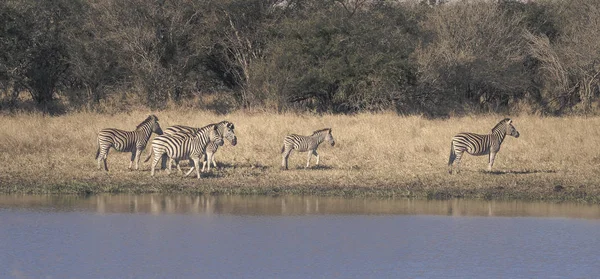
1,111,600,202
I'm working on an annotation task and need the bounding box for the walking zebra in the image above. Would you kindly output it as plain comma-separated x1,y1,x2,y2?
448,118,520,174
146,124,224,179
95,115,163,171
163,121,237,172
281,128,335,170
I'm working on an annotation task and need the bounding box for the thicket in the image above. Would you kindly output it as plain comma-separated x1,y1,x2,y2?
1,0,600,116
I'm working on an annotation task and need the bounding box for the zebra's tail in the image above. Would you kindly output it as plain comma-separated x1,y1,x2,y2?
448,141,456,167
95,147,100,160
144,149,153,163
281,145,285,154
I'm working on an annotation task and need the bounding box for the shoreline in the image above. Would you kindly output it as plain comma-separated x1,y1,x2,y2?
1,168,598,203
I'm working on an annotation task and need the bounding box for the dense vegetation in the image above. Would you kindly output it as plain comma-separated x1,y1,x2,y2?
1,0,600,116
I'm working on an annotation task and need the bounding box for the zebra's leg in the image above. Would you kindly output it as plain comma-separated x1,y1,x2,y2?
453,150,465,174
176,160,183,175
211,152,217,169
97,147,108,171
134,148,143,170
305,151,313,168
102,158,108,172
448,142,456,174
160,154,168,170
205,152,214,172
192,157,202,179
100,148,110,172
166,158,174,175
201,153,208,172
184,167,194,177
313,150,320,166
282,148,292,170
151,154,161,177
129,150,136,170
488,152,497,171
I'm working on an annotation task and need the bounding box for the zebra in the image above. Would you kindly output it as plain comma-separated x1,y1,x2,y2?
163,121,237,172
281,128,335,170
146,124,224,179
95,115,163,171
448,118,520,174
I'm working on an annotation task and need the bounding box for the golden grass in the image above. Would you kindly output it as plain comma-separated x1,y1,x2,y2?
1,110,600,202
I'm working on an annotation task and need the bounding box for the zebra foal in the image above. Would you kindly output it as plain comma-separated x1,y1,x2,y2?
95,115,163,171
163,121,237,172
147,125,224,179
281,128,335,170
448,118,520,174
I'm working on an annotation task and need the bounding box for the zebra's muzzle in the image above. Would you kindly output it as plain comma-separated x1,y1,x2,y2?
330,141,335,147
231,137,237,146
514,132,520,138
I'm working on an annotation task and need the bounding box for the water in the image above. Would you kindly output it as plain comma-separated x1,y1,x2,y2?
1,195,600,279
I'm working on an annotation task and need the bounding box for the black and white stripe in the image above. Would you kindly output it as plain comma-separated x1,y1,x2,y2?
281,128,335,170
147,124,224,179
95,115,163,171
164,121,237,172
448,118,520,174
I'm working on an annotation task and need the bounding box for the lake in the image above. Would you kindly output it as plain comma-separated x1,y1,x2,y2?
1,195,600,279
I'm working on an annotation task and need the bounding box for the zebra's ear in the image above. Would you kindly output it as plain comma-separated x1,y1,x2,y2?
507,119,512,124
213,125,218,131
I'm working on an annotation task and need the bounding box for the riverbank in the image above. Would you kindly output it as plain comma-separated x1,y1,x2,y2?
1,111,600,203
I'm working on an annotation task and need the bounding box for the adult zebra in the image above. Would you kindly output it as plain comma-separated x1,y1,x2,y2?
147,124,224,179
95,115,163,171
163,121,237,172
281,128,335,170
448,118,520,174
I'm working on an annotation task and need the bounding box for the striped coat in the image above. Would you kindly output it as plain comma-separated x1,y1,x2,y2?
147,125,223,179
163,121,237,172
95,115,163,171
448,118,520,174
281,128,335,170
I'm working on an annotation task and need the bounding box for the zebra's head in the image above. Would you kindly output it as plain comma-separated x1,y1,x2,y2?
507,119,520,138
325,128,335,147
219,121,237,146
495,118,519,138
139,115,163,135
209,125,225,147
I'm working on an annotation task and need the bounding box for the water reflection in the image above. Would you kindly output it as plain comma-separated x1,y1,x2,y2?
1,194,599,218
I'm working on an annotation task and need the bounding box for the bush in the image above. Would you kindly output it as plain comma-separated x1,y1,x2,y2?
2,0,600,116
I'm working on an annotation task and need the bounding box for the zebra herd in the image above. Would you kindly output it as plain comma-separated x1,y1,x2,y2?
95,115,520,177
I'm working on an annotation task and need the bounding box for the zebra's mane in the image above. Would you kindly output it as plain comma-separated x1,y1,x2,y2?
311,128,331,136
194,124,216,136
136,115,158,130
491,118,512,132
215,120,235,130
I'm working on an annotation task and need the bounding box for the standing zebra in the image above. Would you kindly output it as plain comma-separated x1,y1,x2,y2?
147,125,224,179
281,128,335,170
448,118,520,174
163,121,237,172
95,115,163,171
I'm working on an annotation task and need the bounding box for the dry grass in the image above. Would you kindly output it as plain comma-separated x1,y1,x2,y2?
1,110,600,202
